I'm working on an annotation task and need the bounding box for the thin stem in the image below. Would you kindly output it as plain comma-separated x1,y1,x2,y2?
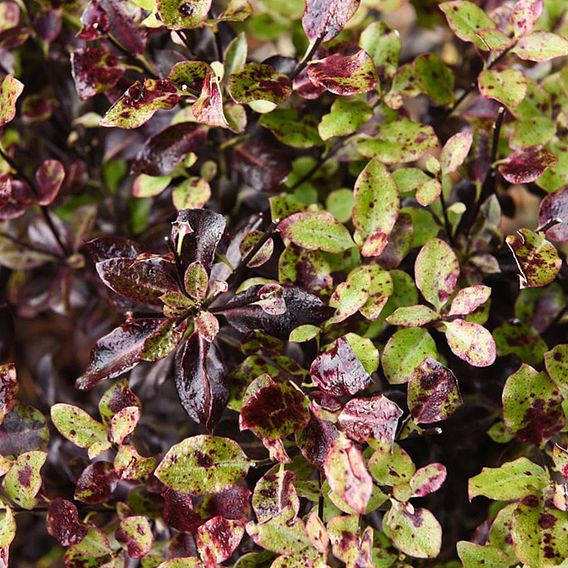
439,186,456,247
290,35,324,81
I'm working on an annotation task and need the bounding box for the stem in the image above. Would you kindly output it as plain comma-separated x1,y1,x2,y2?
107,35,158,79
290,35,324,81
439,186,456,247
0,232,59,258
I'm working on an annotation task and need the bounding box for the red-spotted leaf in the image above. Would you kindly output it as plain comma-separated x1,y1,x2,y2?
197,515,244,565
116,516,153,559
307,50,378,96
0,403,49,457
0,75,23,127
302,0,361,42
410,464,447,497
0,177,36,221
513,31,568,61
444,319,497,367
228,63,292,106
70,47,125,100
449,285,491,316
203,484,251,522
239,231,274,268
506,228,562,288
175,330,228,432
114,445,156,480
0,363,17,424
478,69,527,109
415,238,460,310
74,461,118,504
511,0,543,36
324,434,372,514
46,498,88,547
192,73,229,129
338,395,403,446
498,146,557,184
100,79,179,129
310,337,372,396
407,358,462,423
34,160,64,206
109,406,140,444
296,414,340,470
168,60,211,98
539,187,568,243
3,451,46,509
440,131,472,175
157,0,211,30
161,489,201,533
132,122,208,177
98,379,141,427
386,304,439,327
252,468,299,523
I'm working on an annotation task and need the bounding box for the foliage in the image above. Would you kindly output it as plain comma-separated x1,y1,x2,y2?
0,0,567,566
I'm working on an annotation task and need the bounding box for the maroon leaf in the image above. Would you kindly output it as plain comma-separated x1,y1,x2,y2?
70,47,125,100
232,139,291,192
35,160,65,206
310,337,372,397
86,236,142,263
132,122,208,177
196,515,245,565
538,186,568,243
498,146,558,184
0,362,17,424
46,498,88,547
76,318,180,390
203,484,251,521
296,414,340,470
293,67,326,99
302,0,361,42
223,285,333,339
0,177,35,220
252,468,299,523
338,395,403,445
307,50,378,96
407,358,463,424
74,461,118,504
162,489,202,533
175,330,228,432
192,73,229,129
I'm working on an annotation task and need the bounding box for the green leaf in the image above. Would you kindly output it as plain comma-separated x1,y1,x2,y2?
157,0,211,29
359,264,393,319
0,74,24,127
359,21,401,77
545,344,568,397
155,435,250,494
386,304,439,327
259,109,322,148
439,1,513,51
383,501,442,559
0,504,15,548
64,528,113,567
369,442,416,485
382,327,438,384
513,32,568,62
289,324,320,343
51,403,111,458
440,131,473,175
493,321,547,365
116,516,153,559
511,116,556,148
278,211,354,253
326,188,355,223
468,457,548,501
3,451,47,509
318,99,372,141
228,63,292,107
478,69,528,109
343,333,379,373
444,319,496,367
132,174,171,198
0,235,57,270
329,266,370,323
415,53,455,106
224,33,248,78
414,238,459,310
503,363,565,444
456,542,510,568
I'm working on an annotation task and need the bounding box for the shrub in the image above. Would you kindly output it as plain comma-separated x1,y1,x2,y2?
0,0,567,565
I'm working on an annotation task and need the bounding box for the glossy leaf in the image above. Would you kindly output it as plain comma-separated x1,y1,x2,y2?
157,0,211,29
70,47,125,100
538,186,568,243
444,319,496,367
46,499,87,547
197,515,244,565
302,0,361,42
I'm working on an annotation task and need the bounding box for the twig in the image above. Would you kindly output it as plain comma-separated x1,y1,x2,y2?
290,35,324,81
439,187,456,247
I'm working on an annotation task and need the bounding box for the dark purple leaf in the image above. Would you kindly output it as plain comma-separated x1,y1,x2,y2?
407,358,463,424
302,0,361,42
0,362,17,424
46,499,88,547
223,285,333,339
76,318,180,390
498,146,558,184
203,484,251,521
162,488,202,533
192,73,229,129
0,177,35,220
338,395,403,445
232,139,291,192
85,237,142,263
171,208,226,274
131,122,208,177
35,160,64,206
70,47,126,100
115,516,153,558
33,9,61,44
309,337,372,397
296,414,339,470
293,67,326,99
79,0,147,54
174,330,228,432
0,403,49,457
539,186,568,243
74,461,118,504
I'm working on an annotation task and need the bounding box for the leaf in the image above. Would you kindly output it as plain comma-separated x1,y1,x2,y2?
328,266,370,323
444,319,496,367
252,468,299,524
116,516,153,559
502,146,558,188
197,516,244,565
74,461,118,504
0,75,23,127
383,501,442,559
192,72,229,129
46,499,87,547
369,442,416,486
468,457,548,500
356,118,438,164
410,463,447,497
157,0,211,29
539,186,568,243
310,337,372,396
506,228,562,288
279,211,354,253
386,304,439,327
449,285,491,316
302,0,361,42
0,235,56,269
414,238,460,310
338,395,403,445
493,321,547,366
0,363,17,424
296,414,340,470
545,344,568,397
307,50,378,96
513,31,568,61
0,403,49,457
131,122,208,176
440,131,473,175
259,109,322,148
51,404,110,458
228,63,292,106
324,434,372,514
511,0,543,36
342,333,379,373
114,444,156,480
502,363,565,444
100,79,179,129
63,528,113,567
3,450,47,509
407,358,462,423
415,53,455,106
168,60,210,98
439,1,512,51
382,327,438,384
359,21,401,77
457,542,509,567
155,435,250,494
478,69,527,109
319,99,372,141
175,330,228,432
70,47,125,100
